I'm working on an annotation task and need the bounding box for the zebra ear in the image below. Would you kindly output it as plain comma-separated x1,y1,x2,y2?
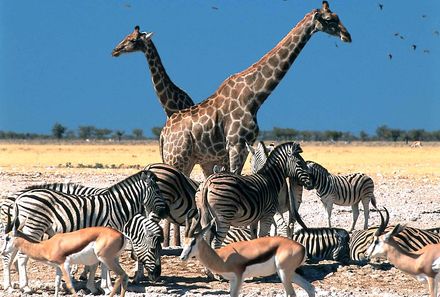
245,142,255,155
141,170,156,185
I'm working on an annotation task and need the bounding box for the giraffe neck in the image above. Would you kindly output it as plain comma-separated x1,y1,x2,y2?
142,39,195,117
218,11,317,113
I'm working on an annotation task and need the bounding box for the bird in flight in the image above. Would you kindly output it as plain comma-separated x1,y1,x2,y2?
378,3,383,10
388,53,393,60
211,6,219,10
411,44,417,51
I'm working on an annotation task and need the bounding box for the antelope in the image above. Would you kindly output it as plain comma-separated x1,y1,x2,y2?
179,211,315,297
1,208,129,297
366,208,440,297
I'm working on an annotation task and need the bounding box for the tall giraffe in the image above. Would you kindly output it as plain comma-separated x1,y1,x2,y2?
112,27,195,247
112,26,195,117
161,1,352,177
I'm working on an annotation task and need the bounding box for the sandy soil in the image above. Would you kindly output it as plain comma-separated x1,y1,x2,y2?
0,166,439,297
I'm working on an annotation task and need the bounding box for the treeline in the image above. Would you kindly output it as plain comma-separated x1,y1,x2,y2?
0,124,438,142
0,123,147,141
258,125,440,142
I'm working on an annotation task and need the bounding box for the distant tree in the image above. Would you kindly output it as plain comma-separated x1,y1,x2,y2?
114,130,125,141
78,126,96,140
52,123,66,139
359,130,369,141
65,130,76,139
132,128,144,140
95,128,113,139
376,125,391,141
390,129,403,142
151,127,162,139
273,127,298,140
324,130,343,142
407,129,426,141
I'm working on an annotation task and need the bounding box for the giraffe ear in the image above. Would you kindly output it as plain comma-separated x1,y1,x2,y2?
141,31,154,40
134,25,140,32
312,9,321,21
322,1,330,12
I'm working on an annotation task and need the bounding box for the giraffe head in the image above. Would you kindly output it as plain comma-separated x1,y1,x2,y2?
312,1,351,42
112,26,154,57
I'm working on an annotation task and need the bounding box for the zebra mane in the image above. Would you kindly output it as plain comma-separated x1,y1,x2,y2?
306,161,329,175
262,142,302,171
24,182,91,192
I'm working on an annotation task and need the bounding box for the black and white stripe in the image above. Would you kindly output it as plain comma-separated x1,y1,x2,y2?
293,227,350,263
247,141,307,237
123,213,163,282
307,161,377,231
349,225,440,262
3,170,168,290
198,142,313,248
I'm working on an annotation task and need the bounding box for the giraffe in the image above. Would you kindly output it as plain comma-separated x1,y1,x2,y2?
160,1,352,177
112,26,195,117
112,26,196,247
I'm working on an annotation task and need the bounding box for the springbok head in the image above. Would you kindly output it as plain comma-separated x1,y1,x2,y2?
1,207,26,256
112,26,154,57
365,207,402,259
312,1,352,43
180,209,213,261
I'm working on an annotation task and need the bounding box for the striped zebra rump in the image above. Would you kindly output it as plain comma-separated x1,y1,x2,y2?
144,163,199,225
349,225,440,262
223,226,254,246
293,228,350,263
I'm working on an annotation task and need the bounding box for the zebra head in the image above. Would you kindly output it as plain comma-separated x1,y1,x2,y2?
140,170,169,219
283,142,313,190
365,208,402,260
247,141,270,174
124,214,163,282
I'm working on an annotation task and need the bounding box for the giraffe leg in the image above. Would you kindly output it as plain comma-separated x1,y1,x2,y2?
227,142,249,175
173,223,181,246
163,219,171,247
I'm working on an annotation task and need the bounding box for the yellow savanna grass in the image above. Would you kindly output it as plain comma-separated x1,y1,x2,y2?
0,141,438,181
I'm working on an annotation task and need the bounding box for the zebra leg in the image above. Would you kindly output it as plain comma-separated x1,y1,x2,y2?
213,222,231,249
133,261,145,284
3,248,18,292
85,263,99,294
273,212,289,238
17,251,32,293
361,198,371,230
259,216,274,237
350,203,360,232
249,222,258,239
163,219,171,247
321,198,333,228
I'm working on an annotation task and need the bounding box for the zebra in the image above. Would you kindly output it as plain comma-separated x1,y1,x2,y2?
247,141,308,237
306,161,377,231
197,142,313,248
2,169,169,294
144,163,199,247
292,227,350,263
349,209,440,263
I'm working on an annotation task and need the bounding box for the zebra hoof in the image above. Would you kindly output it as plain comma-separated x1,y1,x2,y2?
20,285,33,294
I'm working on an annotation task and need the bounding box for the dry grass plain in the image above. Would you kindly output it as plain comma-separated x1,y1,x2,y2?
0,140,439,297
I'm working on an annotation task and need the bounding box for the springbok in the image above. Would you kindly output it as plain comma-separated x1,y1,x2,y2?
179,211,315,297
1,209,128,297
366,208,440,297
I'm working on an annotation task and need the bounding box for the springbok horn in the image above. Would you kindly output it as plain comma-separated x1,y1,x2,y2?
188,209,201,237
375,207,387,236
5,206,12,233
185,209,196,238
383,207,390,228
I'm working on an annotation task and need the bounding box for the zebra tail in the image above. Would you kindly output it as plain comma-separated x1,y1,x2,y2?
291,200,309,231
200,181,219,237
370,194,378,210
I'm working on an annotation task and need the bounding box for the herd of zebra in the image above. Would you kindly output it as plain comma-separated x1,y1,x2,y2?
1,141,439,295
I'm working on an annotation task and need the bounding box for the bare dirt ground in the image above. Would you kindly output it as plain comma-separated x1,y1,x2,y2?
0,143,439,296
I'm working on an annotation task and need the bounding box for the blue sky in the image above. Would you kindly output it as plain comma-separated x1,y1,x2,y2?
1,1,439,137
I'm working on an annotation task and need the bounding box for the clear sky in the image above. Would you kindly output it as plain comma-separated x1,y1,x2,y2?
1,1,439,137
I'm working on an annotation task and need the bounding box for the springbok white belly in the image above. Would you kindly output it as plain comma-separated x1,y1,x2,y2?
433,256,440,272
66,242,99,265
242,256,276,279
